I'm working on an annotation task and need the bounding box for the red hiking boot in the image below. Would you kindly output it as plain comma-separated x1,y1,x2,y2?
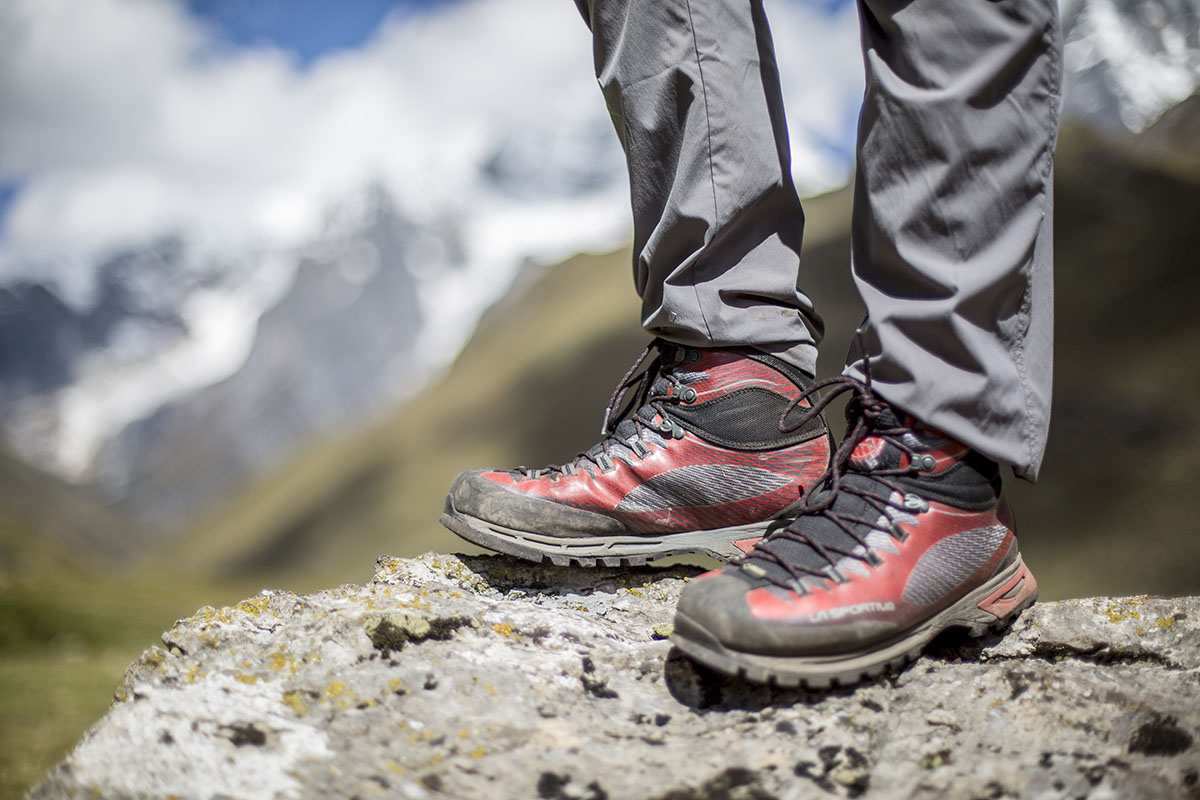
440,340,831,566
672,374,1038,688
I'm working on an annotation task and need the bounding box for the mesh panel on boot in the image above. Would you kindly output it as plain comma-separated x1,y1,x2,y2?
670,388,825,450
901,526,1009,605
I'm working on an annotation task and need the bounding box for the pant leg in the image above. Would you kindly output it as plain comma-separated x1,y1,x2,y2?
580,0,822,375
844,0,1062,481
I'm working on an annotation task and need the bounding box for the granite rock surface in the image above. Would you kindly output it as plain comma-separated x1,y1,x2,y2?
32,553,1200,799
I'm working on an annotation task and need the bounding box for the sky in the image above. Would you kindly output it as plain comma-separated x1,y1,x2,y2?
184,0,451,64
0,0,458,232
0,0,865,302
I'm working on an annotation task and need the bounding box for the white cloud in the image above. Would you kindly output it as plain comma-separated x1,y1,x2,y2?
0,0,864,487
769,0,865,191
0,0,861,282
0,0,610,284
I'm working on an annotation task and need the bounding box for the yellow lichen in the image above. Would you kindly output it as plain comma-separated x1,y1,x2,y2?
237,597,271,617
1155,616,1176,629
234,673,259,685
268,648,300,676
140,648,167,669
492,621,516,638
469,746,487,759
324,680,357,711
281,690,310,716
388,678,407,693
1103,602,1143,624
387,762,406,774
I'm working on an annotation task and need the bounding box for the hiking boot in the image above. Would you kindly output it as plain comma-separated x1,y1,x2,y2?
672,373,1038,688
440,339,831,567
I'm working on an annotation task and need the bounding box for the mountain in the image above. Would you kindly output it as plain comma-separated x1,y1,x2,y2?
1061,0,1200,136
0,123,632,527
0,0,860,529
1,0,1198,542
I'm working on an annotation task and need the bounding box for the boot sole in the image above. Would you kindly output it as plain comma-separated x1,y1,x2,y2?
671,555,1038,689
440,496,782,567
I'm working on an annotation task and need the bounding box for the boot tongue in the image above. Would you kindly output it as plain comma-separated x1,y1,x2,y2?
845,406,905,471
741,406,910,586
582,411,660,462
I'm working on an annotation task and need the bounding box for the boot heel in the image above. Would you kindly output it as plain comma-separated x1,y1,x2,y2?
977,559,1038,621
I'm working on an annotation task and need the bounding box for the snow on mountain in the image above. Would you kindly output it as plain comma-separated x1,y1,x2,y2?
1061,0,1200,134
0,0,862,522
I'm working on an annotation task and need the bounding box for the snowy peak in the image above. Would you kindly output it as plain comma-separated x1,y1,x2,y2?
1062,0,1200,133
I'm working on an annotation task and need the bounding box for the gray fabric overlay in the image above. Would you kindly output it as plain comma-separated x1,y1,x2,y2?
615,464,791,513
583,0,822,375
901,526,1009,606
579,0,1061,480
842,0,1062,482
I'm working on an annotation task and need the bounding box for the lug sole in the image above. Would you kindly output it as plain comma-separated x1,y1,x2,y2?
439,497,786,568
671,556,1038,689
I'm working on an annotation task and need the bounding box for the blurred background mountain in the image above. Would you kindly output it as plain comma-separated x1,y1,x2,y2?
1,0,1199,795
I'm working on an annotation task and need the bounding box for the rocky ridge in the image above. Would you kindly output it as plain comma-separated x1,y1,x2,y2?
33,553,1200,799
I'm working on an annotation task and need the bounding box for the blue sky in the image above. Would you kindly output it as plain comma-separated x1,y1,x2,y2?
183,0,854,65
0,0,864,256
185,0,454,64
3,0,459,229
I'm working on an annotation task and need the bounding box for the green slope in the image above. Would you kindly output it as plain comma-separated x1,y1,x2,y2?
0,453,267,798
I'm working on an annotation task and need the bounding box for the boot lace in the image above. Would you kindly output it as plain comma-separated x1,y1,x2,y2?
735,355,931,587
515,338,694,480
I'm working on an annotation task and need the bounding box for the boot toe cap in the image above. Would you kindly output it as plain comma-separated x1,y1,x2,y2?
447,468,626,538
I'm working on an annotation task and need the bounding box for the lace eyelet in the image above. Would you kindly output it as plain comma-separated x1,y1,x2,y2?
913,454,936,472
903,494,929,513
824,566,849,585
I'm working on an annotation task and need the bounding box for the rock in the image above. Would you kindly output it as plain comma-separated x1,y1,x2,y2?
32,554,1200,799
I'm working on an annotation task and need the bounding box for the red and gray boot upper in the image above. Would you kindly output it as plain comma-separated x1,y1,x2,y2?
672,375,1038,688
441,341,831,566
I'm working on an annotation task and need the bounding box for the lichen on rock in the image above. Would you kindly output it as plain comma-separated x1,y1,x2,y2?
31,553,1200,799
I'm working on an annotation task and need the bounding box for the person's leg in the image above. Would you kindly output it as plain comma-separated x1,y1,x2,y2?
672,0,1062,687
439,1,833,566
581,0,821,374
845,0,1060,481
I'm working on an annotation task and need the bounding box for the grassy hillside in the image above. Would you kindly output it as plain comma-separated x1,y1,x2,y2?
0,454,266,798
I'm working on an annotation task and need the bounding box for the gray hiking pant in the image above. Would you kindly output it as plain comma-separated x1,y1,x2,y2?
575,0,1062,480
